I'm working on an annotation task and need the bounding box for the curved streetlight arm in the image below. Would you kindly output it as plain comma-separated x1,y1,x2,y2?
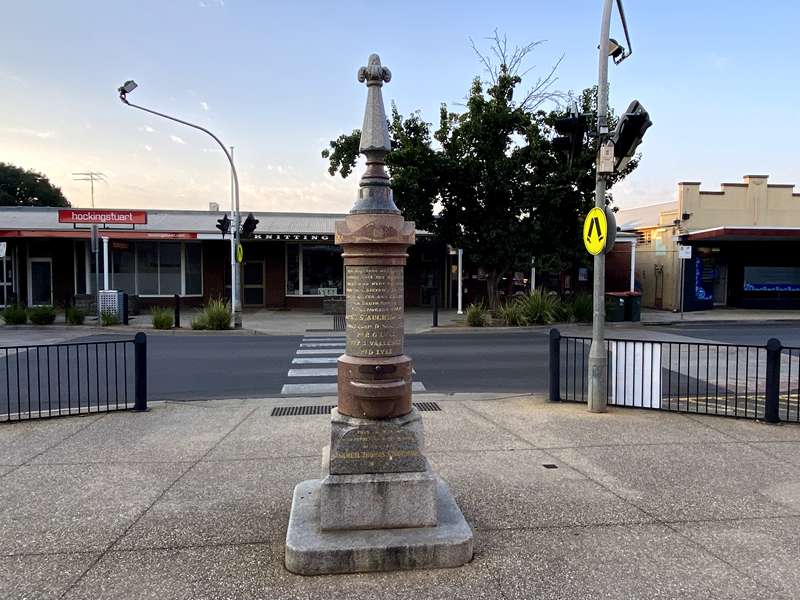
119,96,240,216
119,93,243,327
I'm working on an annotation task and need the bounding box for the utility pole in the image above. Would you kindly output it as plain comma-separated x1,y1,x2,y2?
72,172,106,208
587,0,632,413
230,146,239,323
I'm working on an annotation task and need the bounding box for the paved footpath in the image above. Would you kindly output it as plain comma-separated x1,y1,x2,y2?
1,394,800,599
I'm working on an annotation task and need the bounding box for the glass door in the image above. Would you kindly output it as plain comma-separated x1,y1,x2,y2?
28,258,53,306
242,260,265,307
0,254,14,306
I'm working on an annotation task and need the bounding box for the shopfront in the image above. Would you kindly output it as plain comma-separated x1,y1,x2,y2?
0,206,448,312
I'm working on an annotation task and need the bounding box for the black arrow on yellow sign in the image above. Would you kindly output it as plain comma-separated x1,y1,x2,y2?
586,216,604,243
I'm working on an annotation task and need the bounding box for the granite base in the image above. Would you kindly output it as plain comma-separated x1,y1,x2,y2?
285,477,474,575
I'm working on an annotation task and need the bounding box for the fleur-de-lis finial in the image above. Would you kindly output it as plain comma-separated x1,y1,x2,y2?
358,53,392,86
350,53,399,215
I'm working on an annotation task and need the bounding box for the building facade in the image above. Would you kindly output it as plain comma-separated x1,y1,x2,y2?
616,175,800,311
0,206,450,312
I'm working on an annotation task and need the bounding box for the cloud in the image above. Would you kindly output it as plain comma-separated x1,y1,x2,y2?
200,101,210,111
170,135,186,145
198,0,224,6
144,144,153,152
1,127,56,139
201,148,222,153
138,125,156,133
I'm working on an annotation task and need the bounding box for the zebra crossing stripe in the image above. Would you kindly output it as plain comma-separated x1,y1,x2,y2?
296,349,343,355
281,381,426,395
300,342,345,348
288,368,338,377
293,357,338,364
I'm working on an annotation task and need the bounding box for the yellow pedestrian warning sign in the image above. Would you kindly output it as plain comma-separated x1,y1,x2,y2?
235,242,244,264
583,207,608,255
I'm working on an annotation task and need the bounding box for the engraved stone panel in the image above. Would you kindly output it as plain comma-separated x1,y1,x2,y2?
346,265,404,357
330,424,425,475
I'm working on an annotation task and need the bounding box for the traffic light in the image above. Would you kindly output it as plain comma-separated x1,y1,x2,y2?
552,105,587,169
216,214,231,237
240,212,259,239
611,100,652,172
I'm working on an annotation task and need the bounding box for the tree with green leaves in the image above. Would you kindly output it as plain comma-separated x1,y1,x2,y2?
0,162,70,207
323,34,639,305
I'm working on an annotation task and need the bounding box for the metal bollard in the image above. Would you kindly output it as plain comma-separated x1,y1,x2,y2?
764,338,781,424
549,328,561,402
133,332,148,412
174,294,181,329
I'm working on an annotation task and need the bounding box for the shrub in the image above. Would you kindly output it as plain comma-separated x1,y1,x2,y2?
65,306,86,325
100,310,120,326
465,303,490,327
28,305,57,325
190,314,208,330
151,307,174,330
202,298,232,330
495,299,527,326
571,293,594,323
1,304,27,325
518,290,560,325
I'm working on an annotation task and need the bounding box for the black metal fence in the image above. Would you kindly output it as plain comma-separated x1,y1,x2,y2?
0,332,147,422
549,328,799,423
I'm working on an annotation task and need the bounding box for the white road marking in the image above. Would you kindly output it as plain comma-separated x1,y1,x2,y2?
292,357,338,364
295,349,343,355
300,343,345,348
281,381,426,395
288,368,338,377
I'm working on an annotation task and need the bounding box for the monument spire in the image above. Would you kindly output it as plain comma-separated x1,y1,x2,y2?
351,53,399,214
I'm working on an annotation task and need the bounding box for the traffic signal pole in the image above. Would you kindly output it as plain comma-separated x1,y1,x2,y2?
587,0,615,413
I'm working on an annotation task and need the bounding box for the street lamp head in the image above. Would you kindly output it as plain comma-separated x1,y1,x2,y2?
606,38,629,64
118,80,138,102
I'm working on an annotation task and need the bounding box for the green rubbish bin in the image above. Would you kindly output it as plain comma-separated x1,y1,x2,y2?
624,292,642,322
605,293,625,322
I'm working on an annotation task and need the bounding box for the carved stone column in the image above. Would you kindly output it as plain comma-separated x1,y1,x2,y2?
284,54,473,576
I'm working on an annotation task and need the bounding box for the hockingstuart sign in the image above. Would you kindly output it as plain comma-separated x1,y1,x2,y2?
58,209,148,225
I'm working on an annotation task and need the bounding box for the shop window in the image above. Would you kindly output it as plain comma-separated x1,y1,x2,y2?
0,255,13,306
74,242,87,295
137,242,159,294
159,243,182,295
286,243,343,296
744,266,800,292
111,241,136,295
184,244,203,295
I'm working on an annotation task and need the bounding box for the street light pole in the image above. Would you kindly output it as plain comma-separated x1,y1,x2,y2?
117,83,242,328
587,0,619,413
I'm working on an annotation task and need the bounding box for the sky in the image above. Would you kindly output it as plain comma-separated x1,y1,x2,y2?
1,0,799,214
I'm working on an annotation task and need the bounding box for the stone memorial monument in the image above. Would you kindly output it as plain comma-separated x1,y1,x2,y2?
285,53,474,575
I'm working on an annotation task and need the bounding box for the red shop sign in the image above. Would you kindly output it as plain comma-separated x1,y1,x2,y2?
58,209,148,225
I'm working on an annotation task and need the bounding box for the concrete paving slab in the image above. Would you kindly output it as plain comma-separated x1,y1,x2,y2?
550,442,800,522
117,457,318,549
423,402,536,453
0,551,100,600
0,462,186,554
207,406,329,460
0,414,105,465
467,396,734,448
686,413,800,442
29,403,253,464
429,450,651,530
749,441,800,467
482,525,778,600
64,537,500,600
672,516,800,599
63,544,283,600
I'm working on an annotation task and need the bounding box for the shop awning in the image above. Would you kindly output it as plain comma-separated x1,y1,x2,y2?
685,227,800,243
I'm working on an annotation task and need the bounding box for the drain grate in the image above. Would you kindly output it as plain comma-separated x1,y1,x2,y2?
271,405,335,417
413,401,442,412
271,401,442,417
